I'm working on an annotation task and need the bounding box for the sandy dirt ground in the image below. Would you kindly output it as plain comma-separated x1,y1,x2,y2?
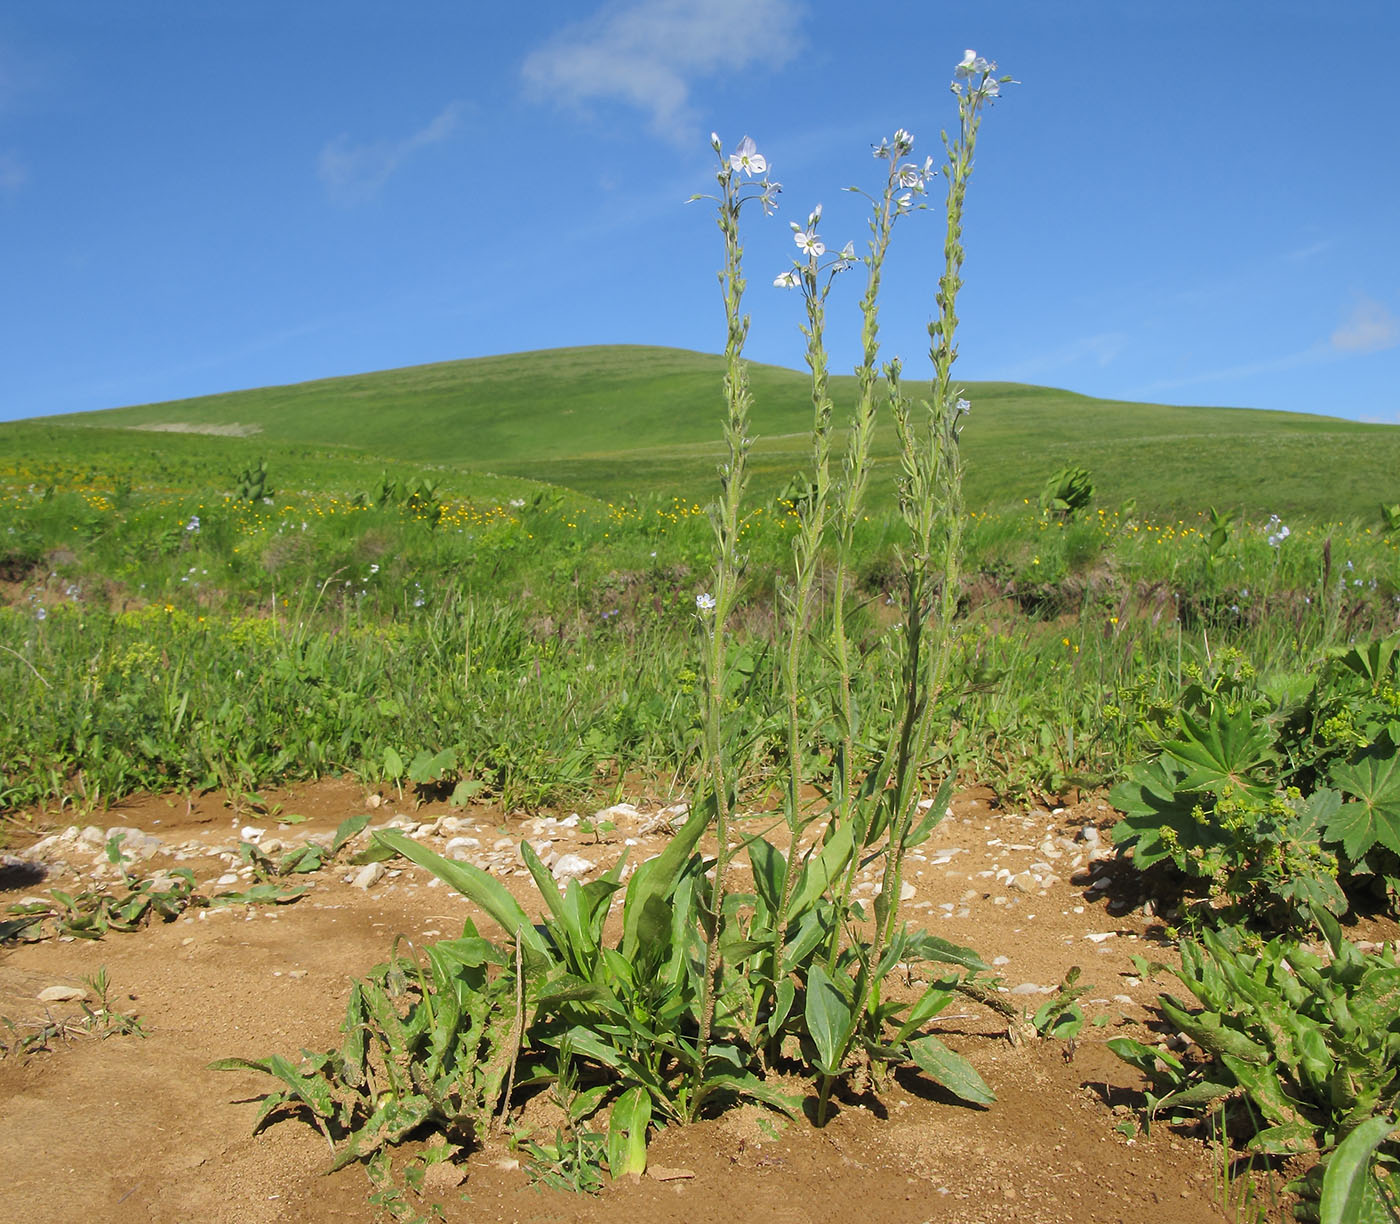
3,777,1353,1223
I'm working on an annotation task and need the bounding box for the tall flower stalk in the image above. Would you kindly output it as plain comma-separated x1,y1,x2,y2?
766,208,854,1028
687,134,779,1114
824,129,934,958
867,51,1011,980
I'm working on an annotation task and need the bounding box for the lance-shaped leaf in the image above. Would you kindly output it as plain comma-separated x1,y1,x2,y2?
373,830,550,959
907,1033,995,1105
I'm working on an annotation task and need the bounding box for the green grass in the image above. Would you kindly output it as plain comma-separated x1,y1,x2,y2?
1,344,1398,821
16,344,1398,520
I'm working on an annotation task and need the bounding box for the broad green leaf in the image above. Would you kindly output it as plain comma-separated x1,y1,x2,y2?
787,817,855,922
746,835,785,912
804,963,856,1076
907,1034,995,1105
373,830,550,959
621,794,710,964
408,747,457,783
1328,753,1400,860
519,840,568,928
1322,1116,1399,1224
1106,1036,1185,1079
606,1085,651,1179
903,930,990,972
1161,706,1276,797
1246,1120,1319,1156
382,746,404,780
330,812,371,855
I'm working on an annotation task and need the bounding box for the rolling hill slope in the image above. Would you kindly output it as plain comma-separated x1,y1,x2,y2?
23,344,1400,519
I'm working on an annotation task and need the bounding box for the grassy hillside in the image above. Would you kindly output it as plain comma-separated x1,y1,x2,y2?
20,344,1400,520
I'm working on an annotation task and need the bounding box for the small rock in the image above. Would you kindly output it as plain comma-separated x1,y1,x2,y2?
1078,826,1101,846
259,838,284,855
106,827,163,859
551,853,595,881
1085,931,1115,943
365,794,383,809
288,969,309,979
445,837,480,857
239,825,266,844
595,803,641,822
351,862,386,890
647,1166,696,1182
38,985,87,1003
900,881,917,901
76,826,105,849
216,872,240,886
1009,982,1050,996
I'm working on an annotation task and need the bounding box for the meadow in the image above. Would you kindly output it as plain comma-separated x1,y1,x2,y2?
2,382,1397,820
5,76,1400,1221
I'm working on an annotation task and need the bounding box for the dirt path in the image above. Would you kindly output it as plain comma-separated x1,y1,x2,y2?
0,779,1285,1223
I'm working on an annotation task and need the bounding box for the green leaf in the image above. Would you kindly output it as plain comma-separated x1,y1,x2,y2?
620,794,710,965
382,746,405,780
330,812,371,855
1246,1120,1319,1156
1323,1116,1398,1224
1162,706,1276,797
372,829,550,959
787,817,855,922
903,930,990,972
907,1034,995,1106
1328,751,1400,860
450,778,484,806
606,1086,651,1179
408,747,457,784
804,963,856,1077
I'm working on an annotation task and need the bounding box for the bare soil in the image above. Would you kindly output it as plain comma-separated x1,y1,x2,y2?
1,778,1354,1224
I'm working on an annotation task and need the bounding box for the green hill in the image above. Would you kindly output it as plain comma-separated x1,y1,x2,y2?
19,344,1400,519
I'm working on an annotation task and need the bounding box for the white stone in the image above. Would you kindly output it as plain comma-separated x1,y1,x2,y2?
351,862,385,890
37,985,87,1003
551,853,595,881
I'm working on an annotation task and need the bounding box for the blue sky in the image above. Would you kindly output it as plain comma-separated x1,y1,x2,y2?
1,0,1397,424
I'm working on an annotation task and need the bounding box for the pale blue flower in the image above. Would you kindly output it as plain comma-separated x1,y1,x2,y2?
696,593,716,612
729,136,766,177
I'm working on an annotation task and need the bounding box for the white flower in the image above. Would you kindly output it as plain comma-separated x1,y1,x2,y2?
898,164,923,189
185,515,200,532
794,230,825,258
696,592,716,612
710,131,722,152
808,203,822,227
774,269,799,288
956,397,971,416
957,49,990,77
892,128,914,155
729,136,766,177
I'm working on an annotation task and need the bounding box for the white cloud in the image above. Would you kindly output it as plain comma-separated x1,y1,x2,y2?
522,0,804,144
0,151,27,194
1331,295,1400,354
318,101,466,204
